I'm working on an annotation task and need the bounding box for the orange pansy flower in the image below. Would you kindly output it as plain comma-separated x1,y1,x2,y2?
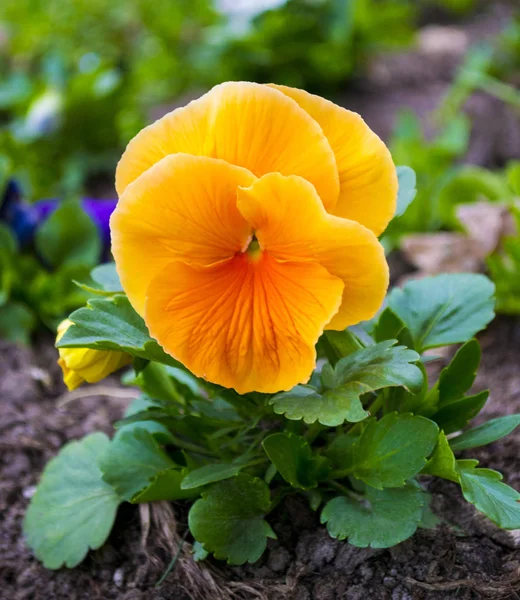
111,82,396,394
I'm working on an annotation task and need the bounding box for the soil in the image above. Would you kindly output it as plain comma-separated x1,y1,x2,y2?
2,2,520,599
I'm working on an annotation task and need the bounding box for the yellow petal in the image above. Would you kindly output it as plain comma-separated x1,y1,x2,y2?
58,358,85,391
116,82,339,211
144,253,344,394
269,84,397,235
111,153,256,315
237,173,389,330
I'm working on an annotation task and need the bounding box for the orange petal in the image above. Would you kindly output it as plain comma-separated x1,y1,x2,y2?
116,82,339,211
111,154,256,315
237,173,389,330
270,84,397,235
144,253,344,394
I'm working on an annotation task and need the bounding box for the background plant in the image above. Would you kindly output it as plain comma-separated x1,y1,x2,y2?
0,0,483,199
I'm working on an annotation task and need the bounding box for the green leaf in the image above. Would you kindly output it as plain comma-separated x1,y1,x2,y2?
181,463,244,490
321,484,425,548
262,433,326,489
418,496,441,529
0,223,17,306
487,230,520,315
56,294,180,367
34,199,101,269
458,462,520,529
91,263,124,292
99,428,195,502
318,329,364,365
192,541,209,561
116,396,175,445
353,413,439,488
269,385,367,427
437,165,511,229
0,301,37,344
332,341,423,392
395,166,417,217
432,390,488,434
188,474,276,565
506,160,520,195
326,433,358,472
387,274,495,352
372,307,414,348
450,414,520,452
131,469,191,503
23,433,121,569
436,339,481,406
270,341,422,426
421,432,459,482
75,263,124,296
124,361,184,405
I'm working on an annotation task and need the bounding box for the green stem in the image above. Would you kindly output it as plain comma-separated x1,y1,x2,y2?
328,481,364,501
169,435,215,457
305,422,325,443
155,530,188,587
472,72,520,109
366,394,384,417
329,466,354,480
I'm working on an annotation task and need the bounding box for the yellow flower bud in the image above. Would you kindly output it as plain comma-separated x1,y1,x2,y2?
56,319,132,391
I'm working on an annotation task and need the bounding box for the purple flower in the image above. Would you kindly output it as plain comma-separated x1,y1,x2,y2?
1,178,117,258
0,180,39,246
34,198,117,251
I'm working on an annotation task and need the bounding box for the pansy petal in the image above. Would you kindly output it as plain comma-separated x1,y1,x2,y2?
116,82,339,211
111,153,255,315
270,84,397,235
237,173,389,330
145,253,344,394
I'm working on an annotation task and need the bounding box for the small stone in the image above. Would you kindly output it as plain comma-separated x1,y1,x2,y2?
22,485,37,499
122,590,143,600
359,564,374,581
344,584,367,600
267,547,291,573
113,567,124,587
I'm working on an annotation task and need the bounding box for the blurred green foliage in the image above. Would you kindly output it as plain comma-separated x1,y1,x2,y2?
210,0,415,91
437,14,520,124
0,0,221,197
0,199,101,343
0,0,481,200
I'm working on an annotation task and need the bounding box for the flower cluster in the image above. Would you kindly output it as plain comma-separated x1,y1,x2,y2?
110,82,397,393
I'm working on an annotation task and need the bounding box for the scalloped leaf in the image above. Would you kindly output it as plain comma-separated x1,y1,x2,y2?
99,428,197,502
353,413,438,489
269,341,422,426
321,484,425,548
262,432,329,489
56,294,181,367
23,433,121,569
188,474,276,565
387,274,495,352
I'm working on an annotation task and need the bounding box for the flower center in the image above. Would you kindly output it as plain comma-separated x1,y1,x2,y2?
245,233,262,262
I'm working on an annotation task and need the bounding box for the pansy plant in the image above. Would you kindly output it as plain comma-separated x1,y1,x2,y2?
24,83,520,569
